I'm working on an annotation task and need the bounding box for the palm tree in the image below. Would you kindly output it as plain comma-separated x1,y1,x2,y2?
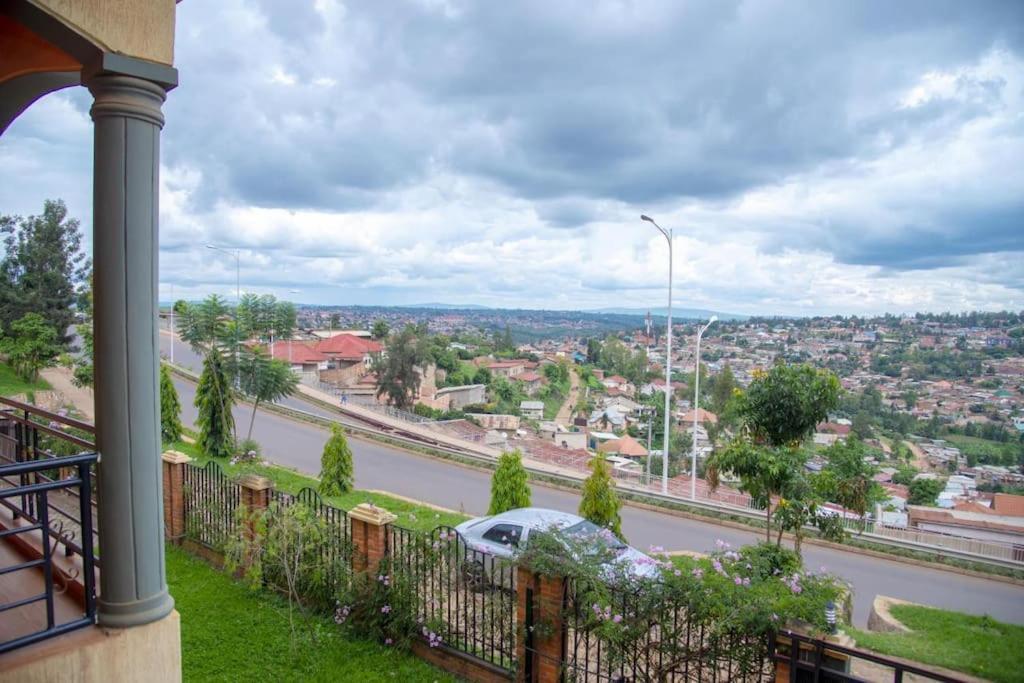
238,347,299,441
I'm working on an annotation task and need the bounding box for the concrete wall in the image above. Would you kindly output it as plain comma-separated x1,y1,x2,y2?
36,0,177,65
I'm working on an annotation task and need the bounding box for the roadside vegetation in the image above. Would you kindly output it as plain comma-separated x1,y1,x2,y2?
0,361,50,397
850,604,1024,683
167,544,454,682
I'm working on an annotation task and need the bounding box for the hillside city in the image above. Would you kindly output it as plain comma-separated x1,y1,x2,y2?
2,3,1024,683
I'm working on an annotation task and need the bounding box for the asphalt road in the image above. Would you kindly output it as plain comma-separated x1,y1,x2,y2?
167,362,1024,627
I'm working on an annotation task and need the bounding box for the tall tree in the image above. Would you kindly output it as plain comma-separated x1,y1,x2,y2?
374,326,424,409
195,348,235,458
0,199,89,347
488,450,531,515
237,348,299,441
178,294,232,351
707,363,841,543
319,425,354,496
160,364,183,443
1,312,60,381
819,437,885,523
72,274,94,387
579,454,623,539
709,364,738,415
371,319,389,340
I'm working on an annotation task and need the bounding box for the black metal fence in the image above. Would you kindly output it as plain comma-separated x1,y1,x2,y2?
183,461,241,550
389,524,519,674
772,630,964,683
0,452,98,654
0,398,99,564
556,577,774,682
269,486,351,594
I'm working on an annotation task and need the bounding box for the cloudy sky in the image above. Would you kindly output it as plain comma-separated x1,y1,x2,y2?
2,1,1023,316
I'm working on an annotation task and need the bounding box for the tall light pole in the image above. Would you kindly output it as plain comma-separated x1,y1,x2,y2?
691,315,717,500
169,282,174,365
206,244,241,379
641,215,673,494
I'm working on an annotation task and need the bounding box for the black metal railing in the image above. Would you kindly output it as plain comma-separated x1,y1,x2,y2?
269,487,352,593
0,398,99,566
772,630,964,683
183,461,241,550
558,576,774,682
0,453,98,654
389,524,518,674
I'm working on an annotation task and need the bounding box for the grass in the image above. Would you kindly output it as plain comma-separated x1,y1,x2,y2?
167,544,455,682
165,440,469,534
0,362,50,397
850,604,1024,682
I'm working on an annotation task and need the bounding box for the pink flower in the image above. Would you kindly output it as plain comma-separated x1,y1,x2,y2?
612,614,623,624
734,576,743,585
692,568,704,579
381,605,392,614
385,638,393,646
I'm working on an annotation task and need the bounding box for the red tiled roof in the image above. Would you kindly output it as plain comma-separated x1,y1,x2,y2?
817,422,851,435
518,371,543,383
488,360,526,369
270,341,327,364
315,334,382,360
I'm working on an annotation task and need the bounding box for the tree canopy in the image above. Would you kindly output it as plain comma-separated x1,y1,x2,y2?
0,312,61,381
488,449,531,515
579,454,623,539
374,326,425,409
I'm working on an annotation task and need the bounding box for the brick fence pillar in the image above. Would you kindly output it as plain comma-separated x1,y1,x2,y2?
517,566,567,683
349,502,397,575
238,473,272,571
161,450,191,543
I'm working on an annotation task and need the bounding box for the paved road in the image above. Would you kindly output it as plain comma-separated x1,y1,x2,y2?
169,373,1024,627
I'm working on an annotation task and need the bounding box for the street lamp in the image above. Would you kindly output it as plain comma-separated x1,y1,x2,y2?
206,244,241,379
691,315,717,500
641,214,673,495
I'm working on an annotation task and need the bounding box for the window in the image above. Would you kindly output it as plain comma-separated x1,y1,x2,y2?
482,523,523,547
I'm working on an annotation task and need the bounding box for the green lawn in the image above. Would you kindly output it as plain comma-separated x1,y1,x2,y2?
0,362,50,397
165,440,469,533
167,545,455,682
850,604,1024,683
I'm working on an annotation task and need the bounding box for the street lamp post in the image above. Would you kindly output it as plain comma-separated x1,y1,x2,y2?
640,215,673,495
691,316,717,500
169,282,174,365
206,244,241,379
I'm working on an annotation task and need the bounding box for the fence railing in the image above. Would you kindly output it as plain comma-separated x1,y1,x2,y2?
558,576,774,682
183,461,241,550
0,397,100,566
772,629,963,682
0,452,98,655
270,486,352,594
389,524,518,673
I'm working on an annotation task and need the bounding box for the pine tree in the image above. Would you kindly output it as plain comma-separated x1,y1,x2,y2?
579,454,623,539
0,200,89,347
319,425,354,496
160,364,183,443
195,348,235,458
488,449,531,515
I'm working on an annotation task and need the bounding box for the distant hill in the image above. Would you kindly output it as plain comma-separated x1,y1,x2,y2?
404,303,492,310
590,306,748,321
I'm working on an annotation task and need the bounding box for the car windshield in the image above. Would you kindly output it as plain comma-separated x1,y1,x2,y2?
563,520,626,550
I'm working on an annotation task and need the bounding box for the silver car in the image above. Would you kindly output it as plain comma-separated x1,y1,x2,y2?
454,507,660,581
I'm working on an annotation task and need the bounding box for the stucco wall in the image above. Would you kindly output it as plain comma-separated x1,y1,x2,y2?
35,0,176,65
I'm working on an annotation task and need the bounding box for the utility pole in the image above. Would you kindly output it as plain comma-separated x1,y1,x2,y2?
641,215,673,495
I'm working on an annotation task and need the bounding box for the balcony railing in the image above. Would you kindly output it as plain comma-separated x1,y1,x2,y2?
0,397,99,654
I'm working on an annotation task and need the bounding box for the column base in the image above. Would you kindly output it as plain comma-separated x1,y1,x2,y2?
98,590,175,629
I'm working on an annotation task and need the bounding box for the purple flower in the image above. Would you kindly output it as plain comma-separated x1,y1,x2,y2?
734,576,743,585
612,614,623,624
385,638,393,646
673,569,682,577
692,568,704,579
381,605,392,614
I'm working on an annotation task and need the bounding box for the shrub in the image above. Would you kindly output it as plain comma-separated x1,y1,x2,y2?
232,438,261,464
487,449,531,515
160,364,183,443
319,425,354,497
579,454,623,539
334,558,428,650
738,542,801,580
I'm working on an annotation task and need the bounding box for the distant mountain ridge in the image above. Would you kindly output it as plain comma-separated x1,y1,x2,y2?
590,306,748,321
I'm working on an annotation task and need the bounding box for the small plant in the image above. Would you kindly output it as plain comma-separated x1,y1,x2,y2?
232,438,262,464
579,454,623,539
335,559,425,649
319,425,354,496
487,449,531,514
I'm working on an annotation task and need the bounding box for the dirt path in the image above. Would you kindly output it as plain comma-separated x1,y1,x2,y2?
39,366,95,422
555,368,581,425
902,439,929,471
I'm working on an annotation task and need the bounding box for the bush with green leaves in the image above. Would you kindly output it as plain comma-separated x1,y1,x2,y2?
160,364,183,443
908,477,945,506
0,312,61,382
232,438,262,464
319,425,354,497
195,348,235,459
579,454,623,539
487,449,531,515
334,558,429,650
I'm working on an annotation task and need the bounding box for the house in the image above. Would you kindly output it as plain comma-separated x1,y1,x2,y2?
518,371,545,394
601,375,636,396
316,333,384,386
597,434,649,460
269,340,329,376
588,406,626,431
520,400,545,420
603,395,642,415
488,360,527,378
679,408,718,425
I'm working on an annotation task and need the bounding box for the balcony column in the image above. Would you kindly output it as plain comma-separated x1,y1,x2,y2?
88,73,174,628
